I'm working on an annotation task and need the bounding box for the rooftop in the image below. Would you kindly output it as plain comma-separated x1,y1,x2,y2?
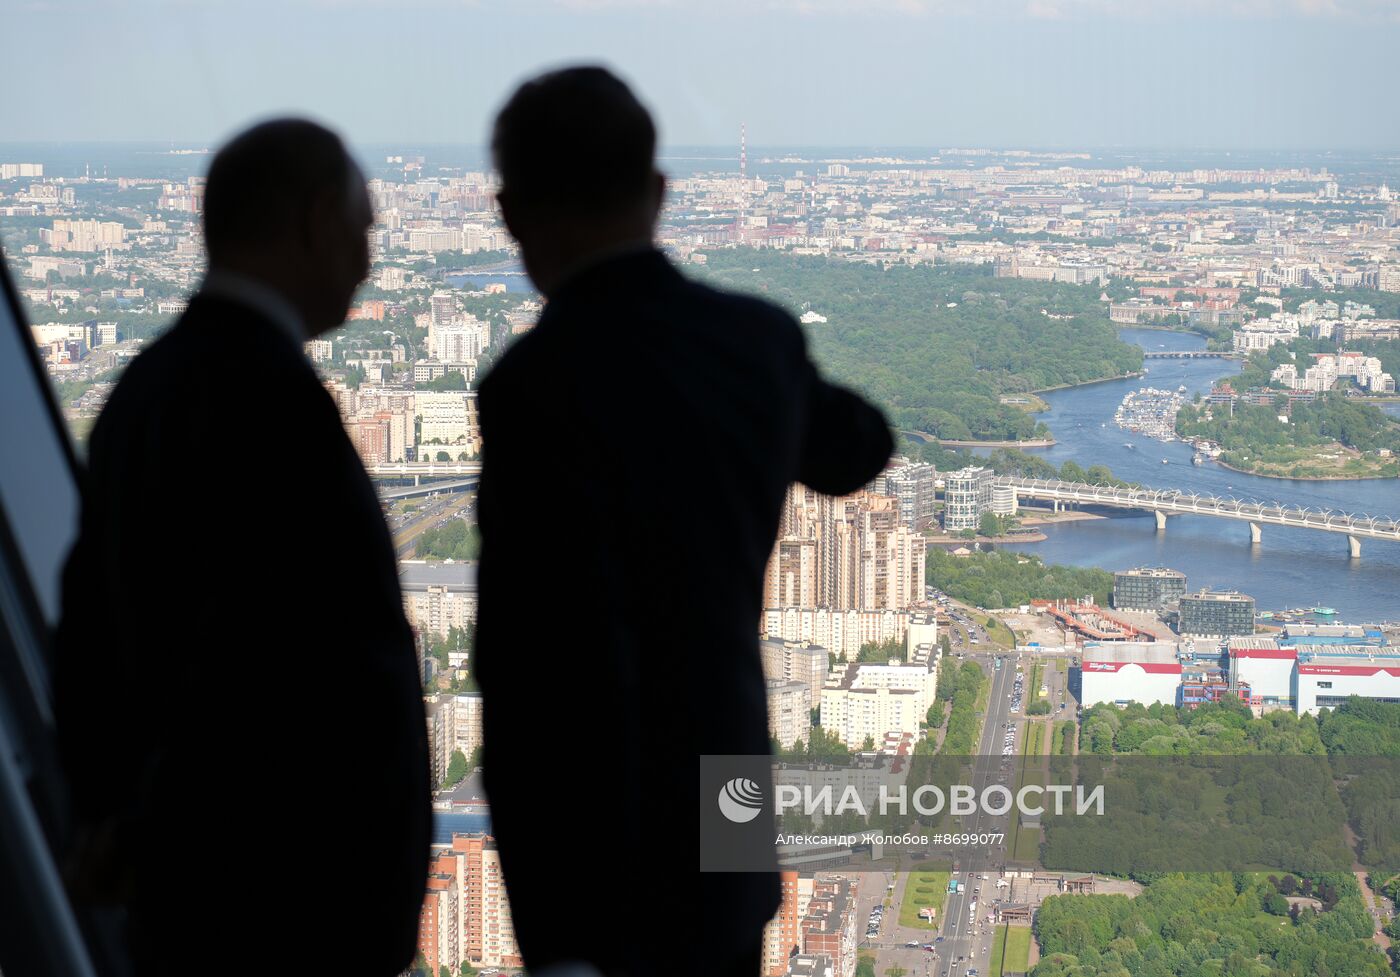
1182,590,1254,604
399,559,478,591
1116,566,1186,579
1082,641,1182,665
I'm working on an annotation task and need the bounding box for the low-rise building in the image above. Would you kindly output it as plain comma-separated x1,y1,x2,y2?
1080,642,1183,707
1292,648,1400,715
1227,639,1296,708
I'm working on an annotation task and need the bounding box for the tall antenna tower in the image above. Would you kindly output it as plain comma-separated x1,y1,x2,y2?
738,122,747,245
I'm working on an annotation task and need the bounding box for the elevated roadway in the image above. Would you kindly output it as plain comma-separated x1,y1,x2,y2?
1001,477,1400,558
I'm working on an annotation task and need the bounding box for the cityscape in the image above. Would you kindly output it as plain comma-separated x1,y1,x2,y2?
7,134,1400,977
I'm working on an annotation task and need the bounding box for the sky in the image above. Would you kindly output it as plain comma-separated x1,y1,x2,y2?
5,0,1400,151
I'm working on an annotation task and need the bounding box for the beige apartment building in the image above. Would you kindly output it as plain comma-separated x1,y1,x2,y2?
416,390,480,457
425,693,483,785
42,218,127,252
766,679,812,749
399,560,478,641
762,607,909,659
759,637,828,708
820,659,937,747
764,487,925,614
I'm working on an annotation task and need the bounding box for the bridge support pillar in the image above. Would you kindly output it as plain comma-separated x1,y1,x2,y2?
1154,510,1166,532
1052,500,1060,514
1348,535,1361,559
414,474,420,486
1249,522,1261,545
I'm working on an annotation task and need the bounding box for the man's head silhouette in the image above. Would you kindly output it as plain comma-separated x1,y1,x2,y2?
203,118,372,336
492,66,665,296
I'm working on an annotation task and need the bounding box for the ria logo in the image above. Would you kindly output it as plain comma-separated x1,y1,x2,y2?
717,777,764,823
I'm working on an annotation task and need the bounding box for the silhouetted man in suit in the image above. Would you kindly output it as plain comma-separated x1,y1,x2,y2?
476,68,893,977
54,120,431,977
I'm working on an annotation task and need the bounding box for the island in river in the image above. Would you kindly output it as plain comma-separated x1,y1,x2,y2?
1176,392,1400,480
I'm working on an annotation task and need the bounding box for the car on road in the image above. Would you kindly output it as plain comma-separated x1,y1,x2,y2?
905,941,919,948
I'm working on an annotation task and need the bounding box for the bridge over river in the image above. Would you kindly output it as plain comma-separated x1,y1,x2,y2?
1141,350,1238,360
364,464,1400,558
1002,477,1400,558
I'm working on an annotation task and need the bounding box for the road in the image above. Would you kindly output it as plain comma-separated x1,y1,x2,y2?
389,490,475,557
937,651,1019,977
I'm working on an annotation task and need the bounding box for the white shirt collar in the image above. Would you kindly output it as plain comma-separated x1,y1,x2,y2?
198,269,309,350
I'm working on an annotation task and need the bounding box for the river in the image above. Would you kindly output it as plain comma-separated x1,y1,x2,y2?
1001,327,1400,622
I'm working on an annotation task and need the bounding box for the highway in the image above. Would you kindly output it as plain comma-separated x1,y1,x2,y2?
937,651,1019,977
388,491,475,557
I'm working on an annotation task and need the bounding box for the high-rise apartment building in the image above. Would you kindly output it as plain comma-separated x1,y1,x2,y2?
764,486,925,614
762,872,814,976
452,834,522,970
425,693,483,785
433,317,488,364
766,679,813,749
880,462,938,531
416,834,522,974
400,560,478,640
762,607,909,659
759,637,828,708
430,290,457,326
327,384,414,463
820,659,937,747
417,869,461,971
943,466,994,530
416,390,480,456
42,219,127,252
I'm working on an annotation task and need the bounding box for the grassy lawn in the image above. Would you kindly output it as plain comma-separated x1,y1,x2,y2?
989,924,1032,976
898,865,951,930
1009,723,1045,862
1028,663,1043,704
975,662,992,715
1055,720,1076,755
985,616,1016,648
1012,823,1040,861
1050,657,1065,672
1025,723,1044,757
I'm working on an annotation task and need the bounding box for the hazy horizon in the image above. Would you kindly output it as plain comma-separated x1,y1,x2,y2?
6,1,1400,151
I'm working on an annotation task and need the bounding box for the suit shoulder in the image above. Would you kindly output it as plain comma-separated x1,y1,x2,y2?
678,276,804,349
478,324,554,404
93,307,321,446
